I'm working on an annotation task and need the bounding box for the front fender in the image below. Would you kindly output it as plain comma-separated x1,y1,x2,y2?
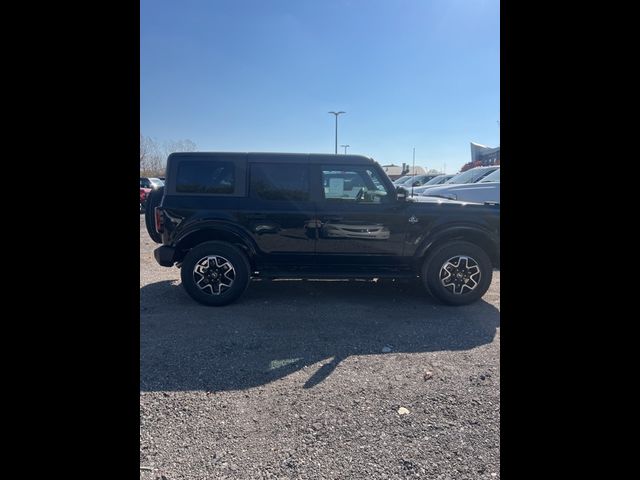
412,223,500,260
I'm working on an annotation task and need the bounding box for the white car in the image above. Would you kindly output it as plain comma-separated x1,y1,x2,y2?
422,168,500,204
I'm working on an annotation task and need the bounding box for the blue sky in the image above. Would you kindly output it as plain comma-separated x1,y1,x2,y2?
140,0,499,173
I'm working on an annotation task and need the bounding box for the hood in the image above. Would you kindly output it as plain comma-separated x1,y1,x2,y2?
417,181,500,204
407,196,482,205
421,182,499,196
407,183,450,196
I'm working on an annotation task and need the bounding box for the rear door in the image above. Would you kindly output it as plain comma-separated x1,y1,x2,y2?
242,162,317,267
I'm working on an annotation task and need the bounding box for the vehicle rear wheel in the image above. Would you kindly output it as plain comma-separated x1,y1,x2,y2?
144,187,164,244
180,241,251,306
422,241,492,306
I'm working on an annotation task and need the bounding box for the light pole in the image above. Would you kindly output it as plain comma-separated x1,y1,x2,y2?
328,111,345,154
341,144,350,154
411,148,416,197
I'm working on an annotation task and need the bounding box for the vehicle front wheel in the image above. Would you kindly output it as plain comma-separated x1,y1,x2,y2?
422,241,492,306
180,241,251,306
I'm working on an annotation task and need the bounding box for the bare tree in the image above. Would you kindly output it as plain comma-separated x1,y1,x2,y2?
140,135,197,177
162,139,196,159
140,134,156,169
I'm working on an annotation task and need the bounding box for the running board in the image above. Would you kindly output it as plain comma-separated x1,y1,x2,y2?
253,270,418,280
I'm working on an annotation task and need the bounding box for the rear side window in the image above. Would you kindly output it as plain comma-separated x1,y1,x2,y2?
176,160,235,194
250,163,310,201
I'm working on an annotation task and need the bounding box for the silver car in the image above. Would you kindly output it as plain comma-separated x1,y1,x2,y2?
396,174,441,188
422,167,500,203
408,174,456,195
392,175,413,185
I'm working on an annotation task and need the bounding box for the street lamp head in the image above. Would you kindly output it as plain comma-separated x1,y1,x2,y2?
328,111,346,115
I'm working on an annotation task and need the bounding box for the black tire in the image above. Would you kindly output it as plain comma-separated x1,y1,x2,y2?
422,241,492,306
144,187,164,244
180,241,251,306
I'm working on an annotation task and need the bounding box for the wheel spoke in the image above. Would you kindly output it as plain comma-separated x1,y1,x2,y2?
439,255,481,295
193,255,236,296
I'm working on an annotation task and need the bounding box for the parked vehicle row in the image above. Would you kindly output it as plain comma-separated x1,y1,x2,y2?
393,173,440,188
407,173,456,190
420,168,500,204
405,165,500,204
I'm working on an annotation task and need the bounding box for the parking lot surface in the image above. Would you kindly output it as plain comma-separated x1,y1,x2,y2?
140,215,500,479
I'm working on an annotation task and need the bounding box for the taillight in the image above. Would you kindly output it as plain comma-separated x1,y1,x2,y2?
154,207,164,234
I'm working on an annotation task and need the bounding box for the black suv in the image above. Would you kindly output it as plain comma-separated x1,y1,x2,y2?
150,152,500,306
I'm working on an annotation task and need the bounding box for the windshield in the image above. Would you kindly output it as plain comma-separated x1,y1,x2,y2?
445,168,496,184
399,175,427,185
393,175,411,184
479,169,500,183
424,174,448,186
149,178,165,186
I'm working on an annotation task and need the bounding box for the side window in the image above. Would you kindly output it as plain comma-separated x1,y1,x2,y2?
250,163,310,201
321,167,391,203
176,160,235,194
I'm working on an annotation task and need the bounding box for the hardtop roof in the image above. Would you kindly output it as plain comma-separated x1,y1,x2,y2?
168,152,375,165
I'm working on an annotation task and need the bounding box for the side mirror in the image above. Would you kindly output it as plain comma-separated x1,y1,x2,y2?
396,186,408,201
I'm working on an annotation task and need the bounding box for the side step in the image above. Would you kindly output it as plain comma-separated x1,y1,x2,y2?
253,269,418,280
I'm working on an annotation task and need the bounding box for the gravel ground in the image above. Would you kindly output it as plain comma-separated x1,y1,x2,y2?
140,215,500,480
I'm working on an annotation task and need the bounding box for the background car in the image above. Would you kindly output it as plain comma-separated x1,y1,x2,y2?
396,174,441,188
140,187,152,212
392,175,413,186
140,177,165,190
422,167,500,203
408,174,456,195
140,177,165,212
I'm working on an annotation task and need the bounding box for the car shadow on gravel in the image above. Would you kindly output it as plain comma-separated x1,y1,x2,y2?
140,279,500,392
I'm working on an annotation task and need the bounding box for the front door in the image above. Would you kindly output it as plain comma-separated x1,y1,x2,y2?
314,165,410,266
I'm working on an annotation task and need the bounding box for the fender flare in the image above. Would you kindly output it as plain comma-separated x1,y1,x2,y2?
414,224,500,262
174,221,259,259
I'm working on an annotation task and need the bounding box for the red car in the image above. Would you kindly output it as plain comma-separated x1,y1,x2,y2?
140,187,152,210
140,177,164,212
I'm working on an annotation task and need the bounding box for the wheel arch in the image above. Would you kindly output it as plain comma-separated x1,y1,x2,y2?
174,227,258,269
417,226,500,268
